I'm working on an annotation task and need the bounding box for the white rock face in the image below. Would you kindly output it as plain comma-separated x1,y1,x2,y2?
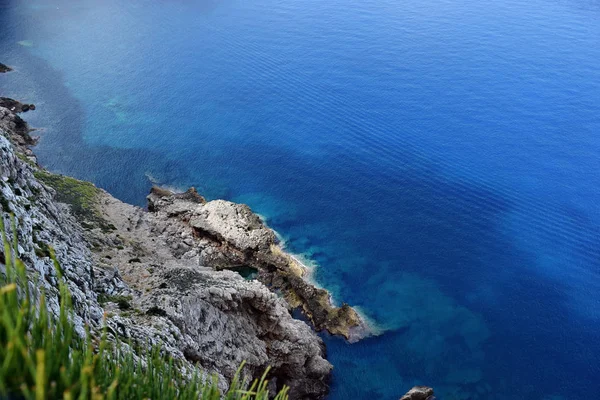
0,105,332,399
0,117,101,338
189,200,276,251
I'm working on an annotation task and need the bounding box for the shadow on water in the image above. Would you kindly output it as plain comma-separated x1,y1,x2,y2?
0,55,179,206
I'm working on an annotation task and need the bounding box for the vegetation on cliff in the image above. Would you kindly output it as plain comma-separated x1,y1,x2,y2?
34,170,116,232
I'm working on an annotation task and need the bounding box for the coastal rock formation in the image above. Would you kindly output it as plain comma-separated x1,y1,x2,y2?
0,63,11,73
147,187,366,340
89,190,333,399
399,386,435,400
0,104,38,148
0,100,332,399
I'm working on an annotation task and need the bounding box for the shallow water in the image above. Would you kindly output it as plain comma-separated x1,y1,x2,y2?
1,0,599,398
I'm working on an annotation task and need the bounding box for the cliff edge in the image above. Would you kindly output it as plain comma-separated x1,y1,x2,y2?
0,89,431,399
0,100,332,399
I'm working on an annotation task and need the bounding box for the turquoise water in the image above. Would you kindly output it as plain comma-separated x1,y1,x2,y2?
1,0,600,398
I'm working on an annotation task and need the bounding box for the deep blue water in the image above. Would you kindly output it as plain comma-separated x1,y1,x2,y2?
1,0,600,398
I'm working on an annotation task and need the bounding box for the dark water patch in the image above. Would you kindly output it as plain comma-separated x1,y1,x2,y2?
229,265,259,280
0,47,187,206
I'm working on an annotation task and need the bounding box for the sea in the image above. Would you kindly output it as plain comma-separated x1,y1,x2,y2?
1,0,599,398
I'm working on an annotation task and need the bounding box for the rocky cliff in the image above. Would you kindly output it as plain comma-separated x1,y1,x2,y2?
0,100,332,399
0,92,432,399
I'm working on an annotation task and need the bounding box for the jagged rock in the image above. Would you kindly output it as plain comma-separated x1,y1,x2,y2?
0,107,102,338
0,106,37,148
147,186,368,341
0,98,36,113
0,63,11,73
400,386,435,400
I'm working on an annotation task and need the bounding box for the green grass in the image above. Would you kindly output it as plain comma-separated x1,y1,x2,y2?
0,215,289,400
34,170,100,216
97,294,132,310
33,171,117,232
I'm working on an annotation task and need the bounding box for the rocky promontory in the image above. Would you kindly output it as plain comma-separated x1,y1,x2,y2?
146,187,366,340
0,97,36,113
400,386,435,400
0,87,431,399
0,99,331,399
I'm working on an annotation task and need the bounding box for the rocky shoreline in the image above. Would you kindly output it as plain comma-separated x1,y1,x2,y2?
0,97,36,113
1,95,332,399
0,78,433,399
146,186,367,341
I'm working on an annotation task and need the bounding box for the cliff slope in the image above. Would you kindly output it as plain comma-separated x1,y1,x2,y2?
0,102,331,399
0,96,433,400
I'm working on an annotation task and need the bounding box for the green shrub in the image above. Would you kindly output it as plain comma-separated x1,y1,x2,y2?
97,294,132,310
0,215,288,400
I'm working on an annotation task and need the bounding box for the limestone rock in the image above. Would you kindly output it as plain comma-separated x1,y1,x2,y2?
148,186,367,341
189,200,276,251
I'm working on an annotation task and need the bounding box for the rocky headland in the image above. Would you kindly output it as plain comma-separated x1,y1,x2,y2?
1,97,333,398
145,186,365,341
0,80,432,399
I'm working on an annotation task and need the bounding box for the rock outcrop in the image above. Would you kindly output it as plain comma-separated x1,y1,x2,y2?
88,188,333,399
0,89,434,399
0,97,36,113
0,100,333,399
146,187,367,341
0,104,38,149
0,63,11,73
400,386,435,400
